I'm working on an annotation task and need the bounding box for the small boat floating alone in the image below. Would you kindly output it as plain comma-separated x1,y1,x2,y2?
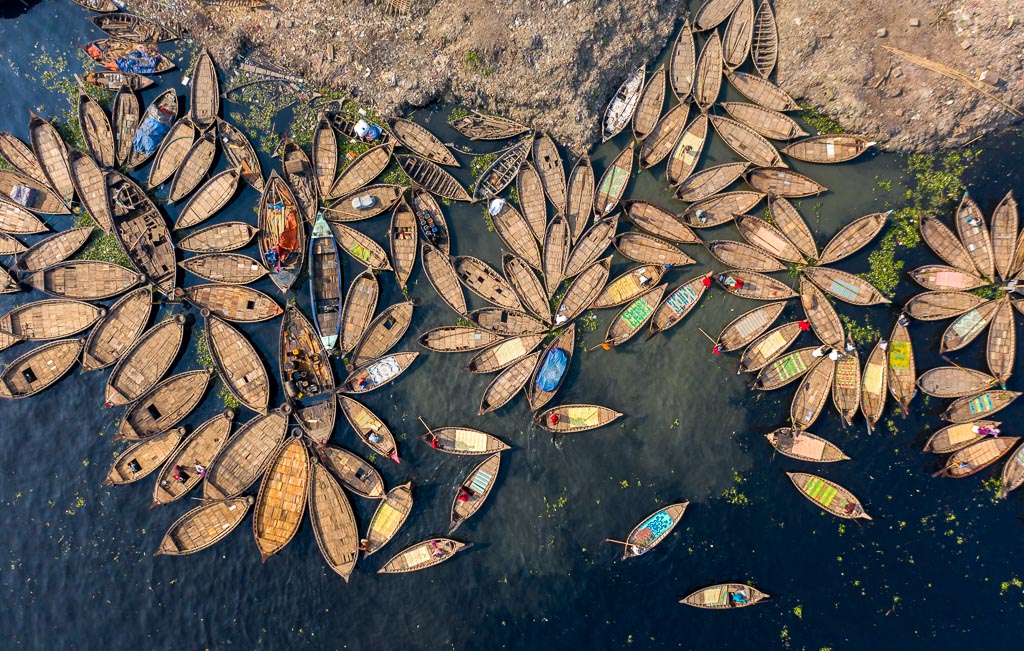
378,538,471,574
534,404,623,433
680,583,770,609
449,452,501,532
786,472,871,519
619,502,688,560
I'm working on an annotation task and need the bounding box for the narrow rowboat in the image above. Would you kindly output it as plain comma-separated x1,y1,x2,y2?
666,114,708,188
25,260,141,300
710,115,784,167
329,222,391,271
422,243,466,315
565,155,595,242
861,341,888,433
504,253,551,322
396,154,471,202
492,202,541,269
723,0,755,70
175,167,241,230
308,214,343,350
917,367,997,398
746,167,826,198
180,253,267,285
103,316,184,406
738,321,802,373
177,222,257,257
259,171,306,293
669,20,696,99
77,85,115,168
942,391,1021,423
543,216,571,296
202,410,289,501
676,162,750,203
594,264,666,309
410,188,451,253
754,347,820,391
924,421,1000,454
765,428,849,462
787,472,870,519
341,352,419,395
563,215,619,278
999,446,1024,497
800,278,844,348
206,314,270,414
364,482,413,556
624,200,700,244
595,143,634,217
556,258,612,322
153,496,253,557
726,71,799,111
320,445,385,499
615,232,695,267
595,284,666,349
0,297,101,351
527,324,575,411
0,339,83,399
68,150,113,232
516,162,548,241
694,0,744,30
833,342,861,426
464,334,545,374
182,284,283,323
449,110,529,140
378,539,470,574
91,13,176,42
638,102,690,169
352,301,415,365
991,191,1017,279
389,199,417,290
817,211,890,265
470,308,547,336
81,286,152,371
281,136,319,223
707,240,785,272
803,266,889,306
340,270,379,354
767,196,817,259
419,326,503,353
28,111,74,202
618,502,688,560
534,403,623,433
422,423,510,456
887,320,916,415
782,135,876,164
715,269,796,300
449,453,501,532
189,49,219,127
115,369,213,441
473,136,532,201
602,67,646,142
253,435,310,562
632,65,666,141
308,458,360,581
905,291,987,321
682,191,764,228
106,171,176,296
680,583,770,609
735,214,802,263
127,89,179,170
955,193,995,281
279,305,336,443
217,118,264,192
938,437,1019,478
151,411,233,507
751,0,778,77
986,298,1015,382
534,133,568,214
387,117,458,167
102,428,184,486
720,102,807,140
693,32,723,112
0,132,48,183
940,300,999,352
716,300,786,352
912,264,989,292
919,215,976,273
479,351,539,414
312,113,338,195
113,88,139,168
0,231,26,256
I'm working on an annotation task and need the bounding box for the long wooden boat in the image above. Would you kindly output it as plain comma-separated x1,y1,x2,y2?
595,143,634,217
471,308,547,336
180,253,267,285
182,284,282,322
681,583,770,609
615,232,694,267
746,167,825,197
676,161,749,203
338,395,400,461
832,341,861,426
682,191,764,228
90,10,177,39
14,226,91,274
727,70,799,111
311,113,338,195
340,352,419,395
307,458,359,580
174,167,241,230
203,409,289,501
422,423,509,456
0,298,100,351
717,300,785,352
624,200,699,244
911,264,987,291
594,264,666,309
0,265,16,293
281,136,319,223
940,300,999,352
751,0,778,77
999,445,1024,498
638,102,690,169
307,214,343,350
715,269,796,300
258,171,306,292
534,403,623,433
387,116,458,167
127,89,179,169
533,133,567,214
137,119,192,172
804,266,889,305
860,341,888,432
887,320,915,415
782,135,876,164
707,240,785,272
153,496,253,557
766,428,849,462
450,453,501,532
0,232,25,256
378,538,470,574
919,367,997,402
178,222,258,253
723,0,755,70
939,437,1019,478
492,201,541,268
473,136,532,202
106,171,177,295
905,290,987,321
116,369,212,441
942,390,1021,423
103,315,183,406
648,272,712,336
352,301,415,365
556,258,612,323
602,66,645,142
81,286,152,371
329,221,391,270
711,115,784,167
279,305,336,442
786,472,870,519
25,260,141,300
28,111,74,202
389,199,417,290
0,132,48,184
721,101,806,140
217,118,264,192
186,49,218,127
410,187,451,253
565,155,595,242
364,482,413,556
421,243,466,315
694,0,743,30
596,284,666,349
632,65,666,141
991,191,1017,279
735,214,802,262
449,110,529,140
693,32,723,111
738,321,802,372
455,255,523,311
666,114,708,188
464,334,544,373
252,435,309,562
112,85,139,167
818,211,889,265
504,253,551,322
670,19,696,99
563,215,619,278
397,153,471,202
77,85,115,168
754,347,819,391
419,326,502,353
320,445,385,499
919,215,977,272
799,278,844,348
924,421,1001,454
542,215,571,296
0,339,83,398
955,193,995,281
527,324,575,411
340,269,379,354
151,411,233,506
102,427,184,486
67,149,113,232
516,162,548,240
987,298,1015,382
478,351,539,414
206,314,269,413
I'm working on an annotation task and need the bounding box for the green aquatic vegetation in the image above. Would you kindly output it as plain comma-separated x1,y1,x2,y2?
456,317,475,328
669,418,679,429
470,151,499,179
448,106,469,122
194,331,214,368
508,185,519,204
799,101,846,134
380,162,410,187
838,314,880,345
480,203,496,232
999,577,1023,594
779,625,791,650
74,212,133,268
720,487,749,505
217,382,241,410
543,494,568,517
578,311,599,332
792,605,803,619
981,478,1003,504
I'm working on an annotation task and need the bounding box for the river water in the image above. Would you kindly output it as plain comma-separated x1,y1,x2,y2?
1,2,1023,649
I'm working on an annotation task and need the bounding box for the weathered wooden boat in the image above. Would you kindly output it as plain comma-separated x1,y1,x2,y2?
746,167,825,197
84,39,177,75
180,253,267,285
738,320,802,372
320,445,385,499
340,352,419,394
478,351,539,415
754,347,819,391
449,110,529,141
0,298,100,351
565,155,595,242
91,12,176,41
693,32,723,112
887,320,915,415
632,65,666,141
596,284,666,349
556,257,612,322
533,133,567,215
0,171,68,215
310,113,338,196
818,211,889,265
389,199,417,289
940,300,999,352
102,315,183,406
942,390,1021,423
516,162,548,241
715,269,795,300
307,458,360,580
329,221,391,270
694,0,743,30
151,411,233,507
924,421,1000,454
707,239,785,272
203,409,289,501
464,334,545,373
0,265,17,293
860,341,888,433
751,0,778,77
717,300,786,352
450,453,501,532
594,264,666,309
364,482,414,556
711,115,784,167
116,369,212,441
676,162,749,203
504,253,551,322
67,149,113,233
307,214,343,350
666,114,708,188
0,232,25,256
0,131,49,184
106,171,177,295
527,324,575,411
683,191,764,228
103,427,184,486
955,192,995,281
648,272,712,336
991,191,1017,279
722,0,756,68
28,111,74,202
182,284,283,322
782,135,876,164
206,314,269,414
217,118,264,192
0,339,83,399
987,298,1015,382
396,153,471,202
721,102,806,140
378,538,471,574
727,70,799,111
422,243,466,315
763,198,813,262
127,89,179,169
734,214,802,263
787,472,870,519
419,326,503,353
624,200,699,244
25,260,141,300
77,84,115,168
602,66,645,142
340,269,379,354
919,215,977,273
904,290,987,321
178,221,257,253
81,286,152,371
473,136,532,201
153,496,252,557
615,232,695,267
542,215,571,296
534,403,623,433
938,437,1020,478
352,301,415,365
638,101,690,169
766,428,849,462
918,367,997,399
669,19,696,99
258,172,306,292
112,85,139,168
470,307,547,336
455,255,525,311
422,423,510,456
174,167,240,230
492,201,542,268
833,341,861,426
681,583,770,609
184,49,218,127
563,215,619,278
999,445,1024,498
252,435,309,562
14,227,91,275
279,305,336,442
804,266,889,305
387,116,458,166
405,189,450,255
595,142,634,217
799,279,844,348
281,136,318,223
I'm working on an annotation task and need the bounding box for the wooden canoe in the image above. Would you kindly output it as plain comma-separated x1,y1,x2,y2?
115,369,212,441
833,342,861,426
800,278,844,348
924,421,1001,453
470,308,547,336
25,260,140,300
422,243,466,315
782,135,876,164
419,326,502,353
77,86,115,168
178,221,256,253
340,269,379,354
152,411,233,506
666,114,708,188
389,199,417,290
595,143,634,217
765,196,817,259
918,367,997,398
681,583,769,609
919,215,977,273
479,351,539,414
0,132,48,184
904,291,987,321
146,118,196,189
340,352,419,394
676,162,749,203
615,232,694,267
279,305,336,442
647,274,712,335
182,284,282,323
940,437,1020,478
206,315,269,413
103,427,184,486
28,111,74,202
0,264,17,292
308,214,343,350
632,65,666,141
516,162,548,240
624,200,700,244
504,253,551,322
754,346,818,390
281,136,319,223
180,253,266,285
738,320,802,372
311,113,338,195
707,240,785,272
174,167,241,230
203,409,289,501
597,284,666,349
694,0,743,30
999,445,1024,497
682,191,764,228
67,149,113,232
942,390,1021,423
0,339,82,398
320,445,385,499
253,435,309,561
804,266,889,305
112,85,139,168
693,32,723,111
717,300,786,352
670,19,696,99
449,110,529,140
0,298,101,351
861,341,888,432
106,171,176,296
422,423,510,455
410,187,451,253
720,102,806,140
751,0,778,77
818,211,890,265
126,90,179,170
940,300,999,352
986,298,1015,382
388,117,458,167
534,133,568,214
352,301,415,365
365,482,413,556
188,49,218,127
337,395,397,461
103,315,183,406
602,66,645,142
81,285,152,371
258,171,306,292
535,403,623,433
492,202,541,269
153,496,252,557
594,264,667,309
563,215,619,278
91,12,176,40
566,155,595,242
473,136,532,201
378,539,470,574
766,428,849,462
327,141,393,199
715,269,796,300
723,0,755,69
465,334,545,373
543,215,571,296
14,226,91,274
727,70,799,111
450,453,501,532
710,115,784,167
307,458,359,580
638,101,690,169
887,320,915,415
787,472,870,519
735,214,803,263
556,258,612,322
329,221,391,271
217,118,264,192
955,193,995,281
746,168,826,198
397,153,471,202
527,324,575,411
991,191,1017,279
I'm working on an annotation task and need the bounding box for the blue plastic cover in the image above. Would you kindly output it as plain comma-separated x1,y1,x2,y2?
131,107,172,156
115,51,160,75
535,348,568,392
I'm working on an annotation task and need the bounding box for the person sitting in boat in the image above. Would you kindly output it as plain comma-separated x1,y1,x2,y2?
456,486,471,503
358,376,371,390
812,345,828,358
549,412,561,427
878,338,888,351
974,425,1000,438
358,539,370,552
428,434,443,450
367,430,382,445
730,589,748,604
194,463,207,478
897,313,910,327
630,544,647,556
429,540,446,558
172,465,186,483
694,209,708,224
828,349,842,361
637,270,650,285
966,214,982,227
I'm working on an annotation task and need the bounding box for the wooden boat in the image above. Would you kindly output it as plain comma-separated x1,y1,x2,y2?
14,227,91,275
389,199,417,289
474,136,532,202
918,367,996,398
694,0,743,30
887,320,915,415
25,260,141,300
81,286,152,371
670,19,696,99
596,284,666,349
115,369,212,441
787,472,870,519
919,215,977,273
127,89,179,169
721,102,806,140
632,65,666,140
106,171,177,295
504,253,551,322
955,193,995,280
765,428,849,462
153,496,253,557
465,334,544,373
102,315,183,405
254,173,303,290
746,167,825,197
556,258,612,322
723,0,755,70
727,70,799,111
904,290,987,321
754,346,819,390
471,308,547,336
337,394,400,462
182,284,282,322
0,232,25,256
180,253,266,285
782,135,876,164
666,114,708,188
67,149,113,233
516,163,548,241
715,269,795,300
341,352,419,394
450,453,501,532
325,112,392,144
799,279,844,348
0,339,82,398
329,221,391,271
942,390,1021,423
310,113,338,195
77,85,115,168
492,202,542,269
602,66,645,142
203,409,289,501
707,240,785,272
711,115,784,167
1000,445,1024,498
0,298,100,351
364,482,414,556
738,321,801,372
804,266,889,305
151,411,233,506
0,171,68,215
735,215,802,263
534,403,623,433
28,111,74,202
103,427,184,485
378,538,470,574
991,191,1017,279
252,435,309,562
479,351,539,414
91,11,176,40
861,341,888,432
185,49,218,127
422,243,466,315
422,423,510,456
615,232,694,267
833,341,861,426
595,143,634,217
533,134,567,215
682,191,764,228
206,315,269,413
281,136,318,223
387,116,458,167
527,324,575,411
818,212,890,265
638,101,690,169
449,110,529,141
987,298,1015,382
751,0,778,77
279,305,336,442
340,269,379,354
396,154,470,202
352,301,414,365
563,215,619,278
624,200,699,244
924,421,1001,454
178,222,257,253
939,437,1019,478
0,132,48,183
419,326,502,353
320,445,385,499
565,155,595,242
217,118,264,192
84,39,176,74
648,272,712,336
0,265,17,293
594,265,667,309
455,255,524,311
757,199,813,261
676,162,749,203
410,188,451,253
307,214,343,350
307,458,360,580
542,215,571,296
940,300,999,352
174,167,240,230
693,32,723,111
112,85,139,168
717,300,785,352
681,583,770,609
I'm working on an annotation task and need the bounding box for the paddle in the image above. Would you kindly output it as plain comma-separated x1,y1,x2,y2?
604,538,630,547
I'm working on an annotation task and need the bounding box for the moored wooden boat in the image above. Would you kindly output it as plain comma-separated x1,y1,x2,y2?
419,326,502,353
596,284,666,349
516,162,548,240
624,200,699,244
473,136,532,202
786,472,870,519
991,191,1017,279
258,171,306,293
919,215,976,272
14,226,92,274
112,85,139,168
942,390,1021,423
594,264,666,309
534,133,568,214
615,232,694,267
924,421,1001,453
542,215,571,296
693,32,723,112
307,458,360,580
595,143,634,217
723,0,755,70
455,255,524,311
115,369,212,441
766,196,817,259
279,305,336,442
340,352,419,394
339,269,379,354
203,409,289,501
281,136,318,223
188,49,219,127
410,187,451,253
320,445,385,499
396,153,471,202
765,428,849,462
986,298,1015,382
102,427,184,486
0,132,48,184
153,496,253,557
721,101,806,140
746,167,826,197
715,269,796,300
734,214,802,263
694,0,743,30
180,253,267,285
682,191,764,228
904,290,987,321
389,199,417,290
312,113,338,195
602,66,645,142
77,84,115,168
253,435,310,561
103,315,184,406
206,314,269,414
67,149,113,232
676,161,749,203
999,445,1024,498
28,111,74,202
782,135,876,164
151,411,233,507
833,342,861,426
717,300,785,352
556,257,612,323
0,298,101,351
378,538,470,574
565,155,595,242
738,321,802,373
491,201,541,269
478,351,539,414
710,115,783,167
182,284,283,322
666,114,708,188
449,110,529,140
127,89,179,169
422,243,466,315
917,367,997,398
81,286,152,371
669,19,696,99
681,583,770,609
0,170,66,215
751,0,778,77
471,308,547,336
464,334,544,373
364,482,413,556
860,340,888,432
632,65,666,141
178,222,257,253
504,253,551,322
887,320,916,415
803,266,889,305
817,211,890,265
617,502,688,558
91,12,176,41
648,272,712,336
329,221,391,271
940,300,999,352
25,260,141,300
217,118,264,192
938,437,1019,478
449,453,501,532
338,394,397,461
800,278,844,348
0,339,83,398
527,324,575,411
421,423,509,456
174,167,241,230
352,301,415,365
106,171,176,296
707,239,785,272
534,403,623,433
754,346,819,390
563,215,619,278
955,192,995,281
727,70,799,111
308,214,343,350
638,102,689,169
387,116,458,167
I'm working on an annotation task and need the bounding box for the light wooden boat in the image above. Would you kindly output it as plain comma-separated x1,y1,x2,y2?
422,243,466,315
115,369,212,441
419,326,502,353
694,0,744,30
534,404,623,433
470,307,547,336
676,162,749,203
767,428,849,462
556,257,612,322
735,214,802,263
738,321,802,373
258,172,306,292
103,316,184,406
764,196,816,259
565,155,595,242
217,118,264,191
253,435,309,561
178,221,257,253
833,343,861,426
410,187,451,253
919,215,976,273
188,49,219,127
751,0,778,77
329,222,391,272
449,453,501,532
534,133,568,214
723,0,755,69
504,253,551,322
151,411,233,507
81,286,152,371
707,239,785,272
112,85,139,168
911,264,987,291
0,232,26,256
378,538,470,574
28,111,74,202
955,192,995,281
693,32,723,112
527,324,575,411
682,191,764,228
727,70,799,111
279,305,336,442
986,298,1015,382
77,85,115,168
175,167,241,231
942,390,1021,423
904,290,987,321
397,153,470,202
153,496,252,557
669,19,696,99
923,421,1000,454
340,269,379,354
800,278,844,348
754,346,818,390
0,132,48,183
340,352,419,395
803,266,889,305
91,12,176,41
818,211,890,265
14,226,91,274
308,214,343,350
312,113,338,195
746,167,825,198
127,90,179,170
720,102,806,140
602,66,645,142
917,367,997,398
352,301,414,365
203,409,289,501
787,472,870,519
938,437,1019,478
594,264,667,309
717,300,785,352
991,191,1017,279
563,215,619,278
711,115,784,167
624,200,699,244
473,135,532,201
715,269,796,300
308,458,359,580
67,149,113,232
103,427,184,486
887,320,915,415
595,143,634,217
479,351,539,414
182,284,282,322
492,201,541,269
0,339,83,398
180,253,266,285
681,583,770,609
543,215,571,296
1000,445,1024,498
464,334,544,373
281,136,318,223
516,162,548,240
327,141,393,199
364,482,413,556
940,300,998,352
455,255,523,310
320,445,385,499
206,314,269,413
25,260,140,300
449,110,528,140
638,102,690,169
0,297,101,351
388,116,458,166
666,114,707,188
422,423,509,456
648,272,712,336
632,65,666,141
596,284,666,349
389,199,417,290
106,171,177,296
782,135,876,164
861,341,888,433
615,232,695,267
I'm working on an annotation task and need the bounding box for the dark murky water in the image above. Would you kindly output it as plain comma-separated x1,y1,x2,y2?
2,2,1024,649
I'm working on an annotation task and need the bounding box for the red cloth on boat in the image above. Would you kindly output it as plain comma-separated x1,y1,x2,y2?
278,207,299,253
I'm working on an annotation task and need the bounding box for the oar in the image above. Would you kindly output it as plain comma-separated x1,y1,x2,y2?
603,538,630,547
587,340,612,352
418,416,439,447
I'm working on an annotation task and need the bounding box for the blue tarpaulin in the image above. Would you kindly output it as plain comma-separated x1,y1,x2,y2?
131,106,173,156
116,51,160,75
535,348,568,392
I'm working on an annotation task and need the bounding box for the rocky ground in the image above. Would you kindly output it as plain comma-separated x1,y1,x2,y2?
131,0,1022,153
